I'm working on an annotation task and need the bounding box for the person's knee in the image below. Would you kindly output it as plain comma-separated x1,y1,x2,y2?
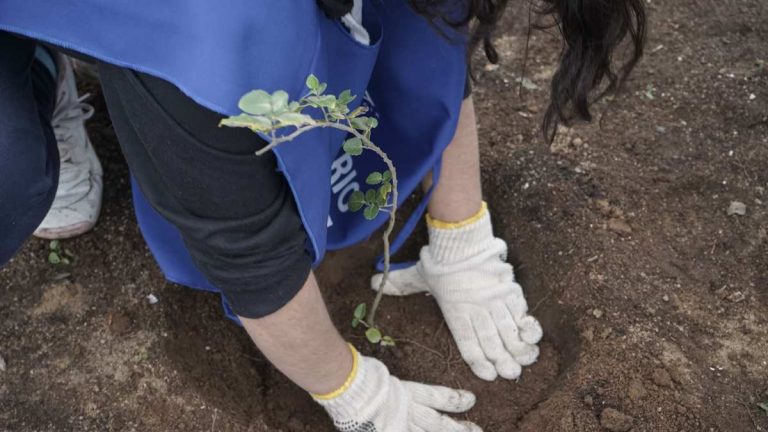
0,135,58,265
175,193,313,319
1,127,58,203
0,177,57,265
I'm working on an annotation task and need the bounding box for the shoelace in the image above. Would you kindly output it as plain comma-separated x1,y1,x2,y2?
52,93,94,164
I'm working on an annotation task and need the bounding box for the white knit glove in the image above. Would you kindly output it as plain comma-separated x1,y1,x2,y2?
371,203,543,381
313,345,481,432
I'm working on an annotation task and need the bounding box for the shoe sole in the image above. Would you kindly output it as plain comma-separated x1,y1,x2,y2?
34,221,95,240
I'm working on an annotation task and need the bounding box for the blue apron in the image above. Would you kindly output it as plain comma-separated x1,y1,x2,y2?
0,0,467,321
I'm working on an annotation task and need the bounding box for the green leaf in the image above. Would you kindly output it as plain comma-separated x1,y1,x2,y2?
350,117,369,131
364,203,380,220
276,112,315,127
380,182,392,196
238,90,272,115
49,240,60,250
63,249,75,258
318,94,335,107
365,327,382,344
333,104,350,116
306,74,320,91
343,137,363,156
376,195,387,208
382,170,392,182
365,189,376,203
306,95,336,108
350,117,378,131
366,171,383,185
377,184,391,207
288,101,301,112
381,336,396,347
348,190,365,212
338,89,356,105
271,90,290,114
354,303,367,320
60,257,71,265
48,251,61,265
220,114,273,132
316,83,328,95
378,183,392,196
758,402,768,415
351,317,361,328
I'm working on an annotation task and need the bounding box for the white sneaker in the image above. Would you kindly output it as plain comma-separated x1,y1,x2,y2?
34,55,103,240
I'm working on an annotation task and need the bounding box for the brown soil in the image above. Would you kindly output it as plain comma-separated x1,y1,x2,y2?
1,1,767,431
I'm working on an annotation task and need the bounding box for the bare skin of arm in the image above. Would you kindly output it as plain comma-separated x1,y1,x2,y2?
237,97,482,395
426,97,483,221
239,273,353,395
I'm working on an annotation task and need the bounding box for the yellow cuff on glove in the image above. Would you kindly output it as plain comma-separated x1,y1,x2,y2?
426,201,488,230
311,344,359,401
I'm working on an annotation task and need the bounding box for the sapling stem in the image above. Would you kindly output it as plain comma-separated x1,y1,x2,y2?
259,122,397,328
224,79,400,342
359,142,397,329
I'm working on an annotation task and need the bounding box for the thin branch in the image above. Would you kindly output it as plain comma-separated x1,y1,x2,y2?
397,338,446,359
254,118,398,328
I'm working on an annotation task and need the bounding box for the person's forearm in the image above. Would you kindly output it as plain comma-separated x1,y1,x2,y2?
239,272,353,395
240,98,482,398
426,97,484,221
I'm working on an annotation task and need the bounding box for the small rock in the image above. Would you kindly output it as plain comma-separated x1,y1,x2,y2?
550,126,574,155
516,77,539,90
595,200,625,219
0,354,6,372
483,63,500,72
107,310,132,335
592,309,604,319
607,218,633,234
727,291,746,303
652,368,673,387
628,379,647,403
727,201,747,216
146,294,159,305
595,199,612,216
662,294,670,302
572,137,584,146
600,408,634,432
584,395,594,407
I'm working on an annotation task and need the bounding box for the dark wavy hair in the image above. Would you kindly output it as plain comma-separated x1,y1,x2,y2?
408,0,647,141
